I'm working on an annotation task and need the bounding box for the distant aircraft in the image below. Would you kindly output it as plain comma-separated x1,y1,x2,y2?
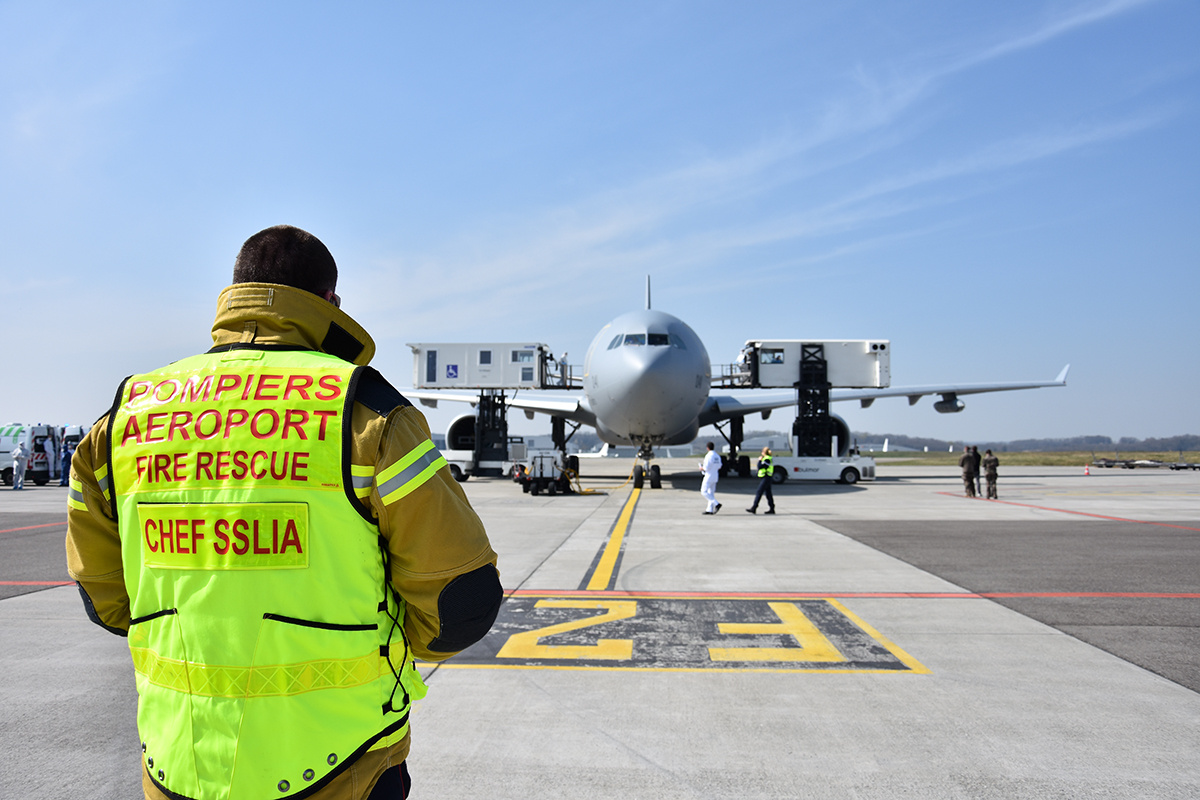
408,280,1068,473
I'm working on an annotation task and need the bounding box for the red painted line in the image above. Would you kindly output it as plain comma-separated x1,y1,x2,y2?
936,492,1200,532
0,581,73,586
0,521,66,534
506,589,1200,600
509,589,981,599
980,592,1200,599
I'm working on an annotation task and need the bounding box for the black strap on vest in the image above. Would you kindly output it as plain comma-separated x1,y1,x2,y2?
321,321,365,364
341,367,412,523
102,376,131,524
353,367,412,416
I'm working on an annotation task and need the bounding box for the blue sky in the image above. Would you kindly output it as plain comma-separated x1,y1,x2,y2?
2,0,1196,443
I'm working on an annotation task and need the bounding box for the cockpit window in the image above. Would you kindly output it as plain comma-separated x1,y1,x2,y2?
623,333,646,346
670,334,687,350
647,333,670,346
607,334,623,350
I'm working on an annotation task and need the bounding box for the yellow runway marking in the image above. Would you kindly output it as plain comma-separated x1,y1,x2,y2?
583,487,641,591
430,594,931,674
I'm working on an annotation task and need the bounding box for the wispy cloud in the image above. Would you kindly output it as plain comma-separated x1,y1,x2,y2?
949,0,1159,73
357,0,1168,339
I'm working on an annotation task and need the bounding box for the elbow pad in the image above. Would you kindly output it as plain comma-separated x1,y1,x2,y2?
77,583,128,638
427,565,503,653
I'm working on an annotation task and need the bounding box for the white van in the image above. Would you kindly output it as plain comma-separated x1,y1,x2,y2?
1,424,61,486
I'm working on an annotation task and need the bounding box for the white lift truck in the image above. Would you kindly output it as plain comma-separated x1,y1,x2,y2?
408,342,575,483
714,340,887,484
768,443,877,485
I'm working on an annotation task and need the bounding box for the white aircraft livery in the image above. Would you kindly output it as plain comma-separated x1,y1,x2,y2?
408,281,1068,458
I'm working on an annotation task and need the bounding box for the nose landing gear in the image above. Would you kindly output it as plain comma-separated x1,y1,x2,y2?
632,443,663,489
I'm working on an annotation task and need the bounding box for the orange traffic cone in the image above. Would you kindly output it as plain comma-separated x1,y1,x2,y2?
1085,464,1090,476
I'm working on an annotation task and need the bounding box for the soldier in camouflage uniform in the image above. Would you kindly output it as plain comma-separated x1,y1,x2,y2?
983,449,1000,499
959,445,976,497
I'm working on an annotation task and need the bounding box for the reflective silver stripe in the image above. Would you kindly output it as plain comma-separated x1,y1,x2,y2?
377,448,442,500
69,487,86,504
97,474,110,494
351,474,373,490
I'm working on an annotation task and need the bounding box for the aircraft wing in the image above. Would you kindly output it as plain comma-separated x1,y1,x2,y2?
698,365,1069,424
403,390,598,427
833,365,1070,408
697,393,799,427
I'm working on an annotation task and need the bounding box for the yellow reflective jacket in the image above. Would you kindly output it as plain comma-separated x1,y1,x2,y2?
67,283,501,800
757,455,773,479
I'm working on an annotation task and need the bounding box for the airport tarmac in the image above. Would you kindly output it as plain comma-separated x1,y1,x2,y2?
2,461,1199,798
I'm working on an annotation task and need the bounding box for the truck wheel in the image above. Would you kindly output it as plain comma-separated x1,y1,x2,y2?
34,476,49,486
771,466,787,484
449,465,468,482
1,468,11,486
649,464,662,489
531,484,541,496
839,468,860,485
737,456,751,478
548,481,557,496
633,465,645,489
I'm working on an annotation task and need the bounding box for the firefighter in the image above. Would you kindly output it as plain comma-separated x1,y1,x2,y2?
65,225,502,800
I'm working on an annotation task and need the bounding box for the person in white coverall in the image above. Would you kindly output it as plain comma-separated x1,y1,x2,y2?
699,441,722,514
11,441,28,490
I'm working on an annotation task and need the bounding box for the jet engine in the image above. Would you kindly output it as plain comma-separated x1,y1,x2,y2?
446,413,477,451
831,414,852,456
933,394,966,414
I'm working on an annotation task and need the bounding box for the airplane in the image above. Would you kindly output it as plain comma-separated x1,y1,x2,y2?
407,280,1068,485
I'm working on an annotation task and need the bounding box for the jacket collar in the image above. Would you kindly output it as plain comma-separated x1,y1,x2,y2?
210,283,376,367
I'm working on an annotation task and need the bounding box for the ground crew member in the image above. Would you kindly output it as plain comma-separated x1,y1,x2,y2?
959,445,976,497
700,441,722,514
60,437,76,486
983,449,1000,499
746,446,776,514
972,445,982,496
11,439,28,490
65,225,502,800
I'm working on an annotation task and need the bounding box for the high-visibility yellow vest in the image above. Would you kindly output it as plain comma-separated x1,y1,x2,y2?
108,347,426,800
757,455,773,478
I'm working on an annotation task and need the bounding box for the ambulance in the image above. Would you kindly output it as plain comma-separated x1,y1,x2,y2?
0,424,62,486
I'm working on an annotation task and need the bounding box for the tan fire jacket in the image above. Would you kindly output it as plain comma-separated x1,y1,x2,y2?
65,283,501,800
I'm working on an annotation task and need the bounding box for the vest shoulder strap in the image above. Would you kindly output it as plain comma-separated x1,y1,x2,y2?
101,376,132,523
352,367,412,418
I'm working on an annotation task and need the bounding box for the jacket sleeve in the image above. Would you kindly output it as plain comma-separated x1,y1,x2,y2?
64,417,131,636
360,404,501,663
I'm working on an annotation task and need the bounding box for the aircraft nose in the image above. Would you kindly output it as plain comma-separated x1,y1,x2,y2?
605,345,700,434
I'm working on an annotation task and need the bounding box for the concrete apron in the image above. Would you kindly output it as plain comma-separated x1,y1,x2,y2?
4,465,1198,799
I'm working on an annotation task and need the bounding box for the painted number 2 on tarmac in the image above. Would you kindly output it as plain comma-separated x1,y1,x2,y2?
441,596,928,673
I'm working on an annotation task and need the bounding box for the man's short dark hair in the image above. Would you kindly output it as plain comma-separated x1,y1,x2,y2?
706,442,715,450
233,225,337,296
